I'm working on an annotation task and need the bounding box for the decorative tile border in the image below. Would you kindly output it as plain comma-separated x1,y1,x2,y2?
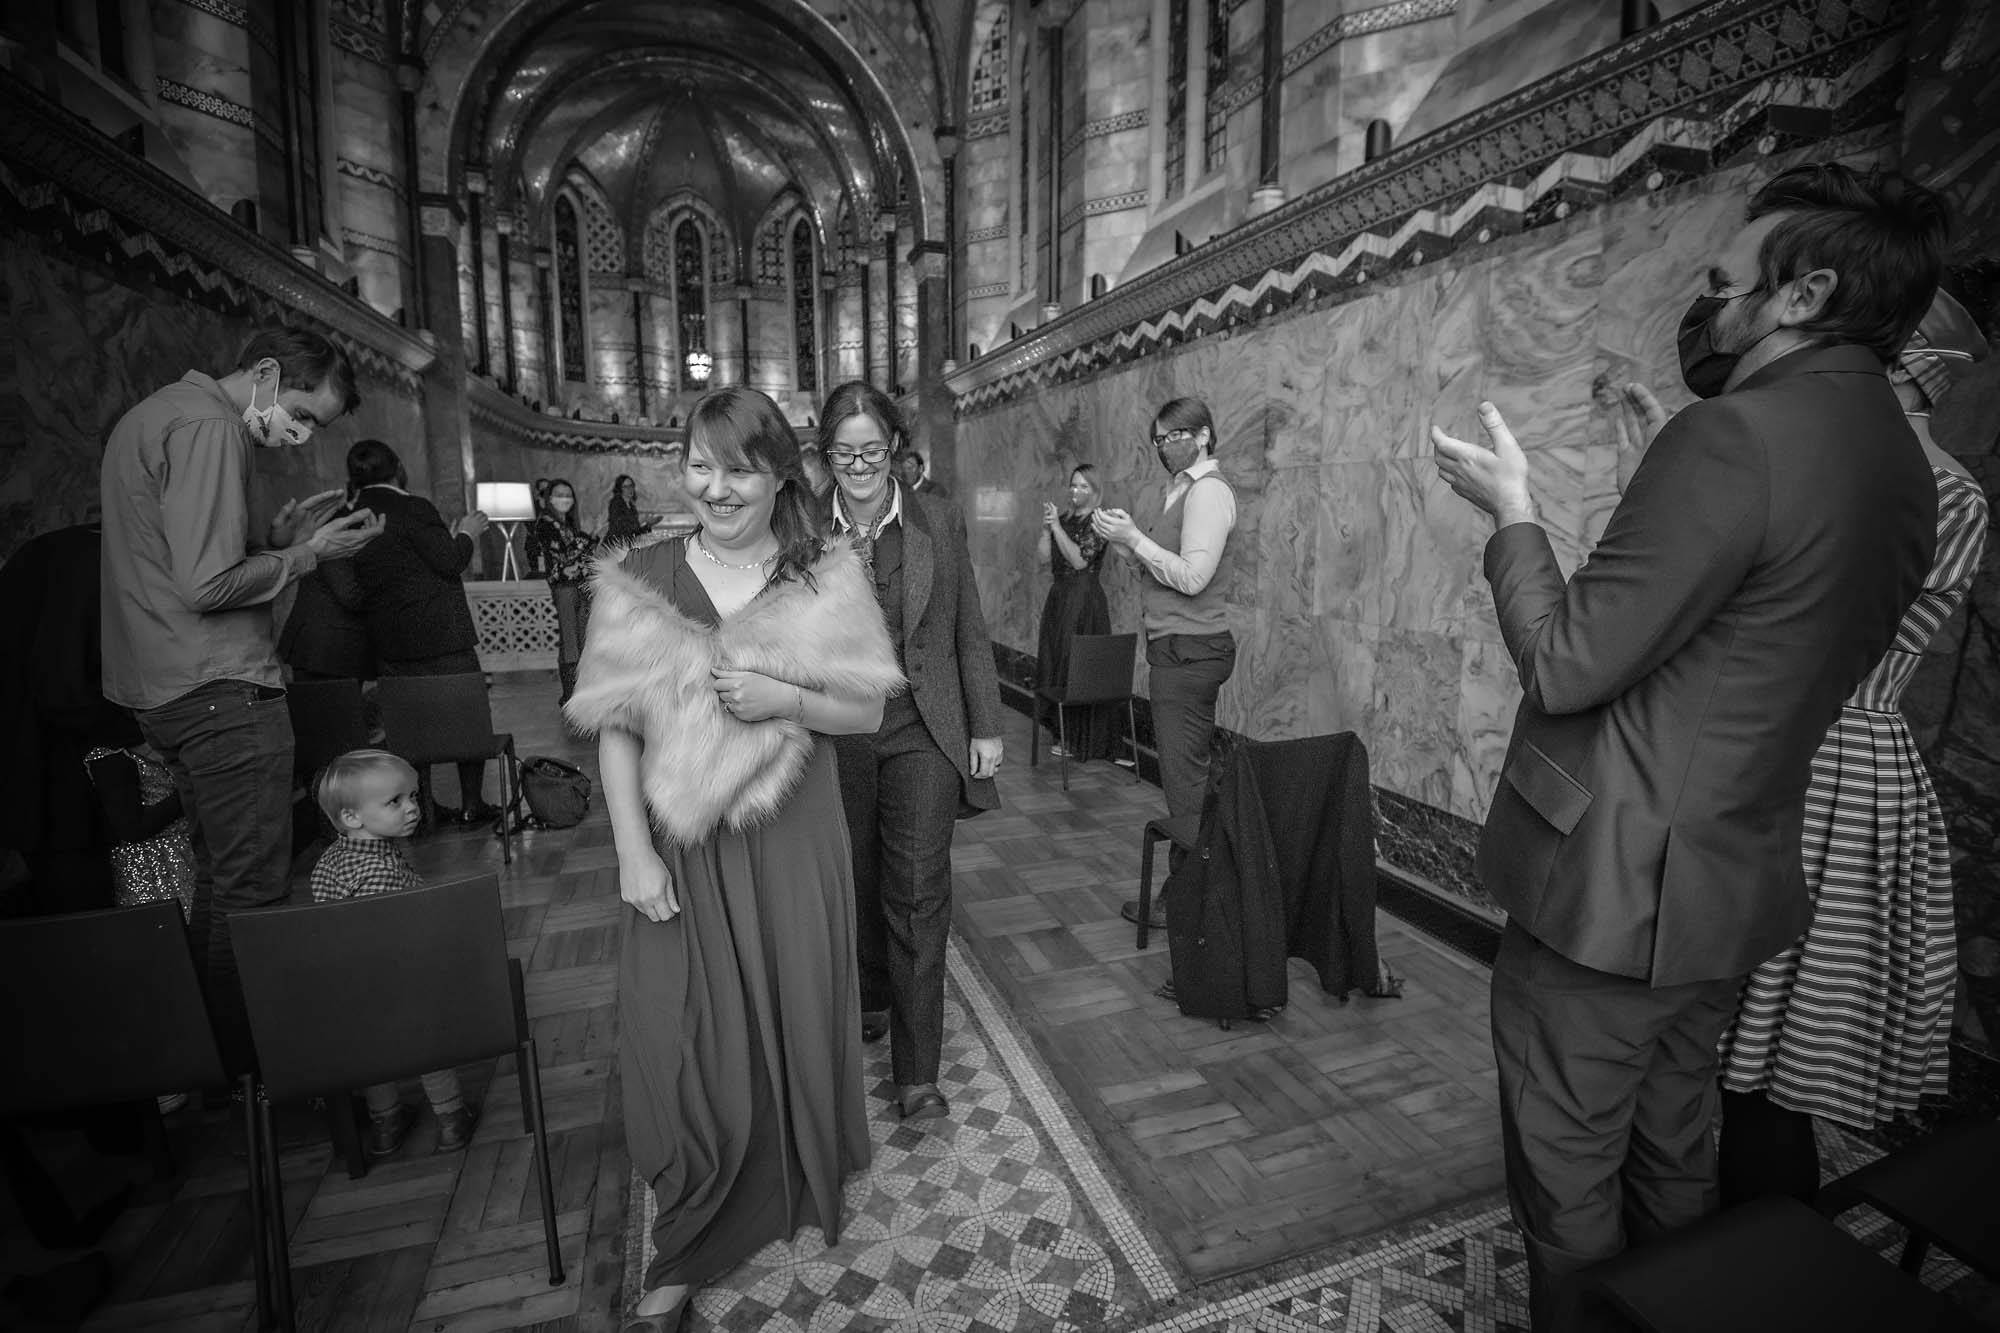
467,379,689,456
966,281,1011,299
335,156,405,198
1283,0,1458,78
965,109,1011,142
172,0,249,25
1062,108,1151,157
331,18,393,65
341,224,408,262
946,0,1906,414
0,80,434,387
1060,191,1152,232
155,77,251,129
966,222,1010,243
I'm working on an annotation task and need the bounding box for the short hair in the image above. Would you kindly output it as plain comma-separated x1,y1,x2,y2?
1153,397,1217,448
1745,164,1951,361
899,450,926,469
316,749,417,823
346,438,402,489
237,327,361,414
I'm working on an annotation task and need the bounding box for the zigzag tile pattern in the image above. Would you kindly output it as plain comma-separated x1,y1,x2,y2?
947,0,1905,416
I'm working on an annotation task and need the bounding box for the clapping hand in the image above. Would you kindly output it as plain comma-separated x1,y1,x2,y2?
1042,502,1060,526
1431,402,1538,528
455,509,491,541
1612,381,1672,496
307,508,385,560
269,489,346,548
1091,508,1139,546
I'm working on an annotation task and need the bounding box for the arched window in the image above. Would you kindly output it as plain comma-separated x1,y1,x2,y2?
791,217,817,396
1202,0,1229,174
675,218,708,391
554,196,586,382
1018,44,1032,288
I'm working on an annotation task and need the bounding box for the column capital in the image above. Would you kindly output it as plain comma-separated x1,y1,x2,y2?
495,213,515,237
396,58,424,94
463,167,489,196
534,247,553,269
419,192,463,236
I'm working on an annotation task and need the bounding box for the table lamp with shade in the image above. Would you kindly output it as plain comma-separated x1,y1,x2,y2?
475,482,538,580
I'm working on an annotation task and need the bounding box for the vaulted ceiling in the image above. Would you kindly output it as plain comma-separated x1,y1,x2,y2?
416,0,970,264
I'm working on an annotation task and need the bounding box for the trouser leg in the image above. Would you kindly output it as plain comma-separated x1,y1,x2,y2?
1145,633,1235,868
871,735,961,1087
1489,921,1739,1333
139,681,295,1075
1717,1088,1820,1208
835,732,891,1016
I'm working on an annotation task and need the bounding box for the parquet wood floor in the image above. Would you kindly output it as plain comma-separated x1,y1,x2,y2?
0,678,1502,1330
951,705,1502,1285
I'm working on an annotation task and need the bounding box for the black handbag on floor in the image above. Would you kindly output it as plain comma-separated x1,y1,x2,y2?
517,756,592,828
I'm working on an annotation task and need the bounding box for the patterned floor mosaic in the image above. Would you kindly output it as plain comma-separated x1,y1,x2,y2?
625,937,1185,1330
625,931,1998,1333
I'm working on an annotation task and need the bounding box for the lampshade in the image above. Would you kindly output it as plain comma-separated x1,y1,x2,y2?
475,482,537,521
685,347,713,383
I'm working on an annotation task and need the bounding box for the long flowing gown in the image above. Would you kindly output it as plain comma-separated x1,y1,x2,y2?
1718,466,1989,1127
614,540,871,1288
1034,509,1114,760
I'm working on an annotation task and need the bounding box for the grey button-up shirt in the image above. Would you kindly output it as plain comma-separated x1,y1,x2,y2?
100,371,319,710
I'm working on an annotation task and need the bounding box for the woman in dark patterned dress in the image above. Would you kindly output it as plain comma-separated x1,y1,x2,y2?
1717,291,1992,1202
534,478,598,704
1034,464,1114,760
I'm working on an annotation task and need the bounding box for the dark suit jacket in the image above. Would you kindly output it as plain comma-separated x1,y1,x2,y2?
913,476,951,501
890,482,1005,811
1479,344,1936,985
278,558,373,679
349,486,479,664
1166,733,1387,1019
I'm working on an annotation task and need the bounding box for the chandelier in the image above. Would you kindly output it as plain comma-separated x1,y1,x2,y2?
685,347,713,383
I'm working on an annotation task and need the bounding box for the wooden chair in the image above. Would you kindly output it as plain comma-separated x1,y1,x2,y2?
1817,1118,2000,1283
374,672,517,864
1573,1195,1983,1332
0,903,268,1312
1028,633,1140,791
284,677,369,788
231,876,562,1332
1134,816,1200,951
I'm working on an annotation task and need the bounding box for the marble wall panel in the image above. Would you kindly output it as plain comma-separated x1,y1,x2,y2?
957,170,1772,844
0,242,425,561
1369,625,1466,810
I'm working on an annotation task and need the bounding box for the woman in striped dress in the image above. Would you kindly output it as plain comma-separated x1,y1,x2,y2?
1716,291,1991,1204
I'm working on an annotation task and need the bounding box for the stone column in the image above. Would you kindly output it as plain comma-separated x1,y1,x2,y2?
908,242,956,487
397,59,426,325
464,168,491,378
329,22,406,319
150,0,264,225
1257,0,1283,189
417,195,475,520
533,248,556,403
497,215,519,392
879,209,900,392
936,128,961,368
867,215,891,391
836,263,866,386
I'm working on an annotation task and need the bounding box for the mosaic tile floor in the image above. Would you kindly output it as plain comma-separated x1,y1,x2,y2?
626,930,1997,1333
625,937,1185,1330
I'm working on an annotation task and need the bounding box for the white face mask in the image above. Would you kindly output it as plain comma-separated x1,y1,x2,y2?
243,371,312,448
550,495,575,513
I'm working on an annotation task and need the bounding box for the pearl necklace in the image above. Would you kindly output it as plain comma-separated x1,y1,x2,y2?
694,533,777,571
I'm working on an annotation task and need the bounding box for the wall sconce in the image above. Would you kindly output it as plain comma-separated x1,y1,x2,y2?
474,482,538,580
685,347,714,383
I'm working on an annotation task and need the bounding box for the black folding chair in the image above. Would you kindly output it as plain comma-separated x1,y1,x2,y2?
1574,1194,1984,1332
1818,1118,2000,1283
1029,632,1141,791
374,672,517,863
231,876,562,1332
0,904,267,1311
284,678,369,788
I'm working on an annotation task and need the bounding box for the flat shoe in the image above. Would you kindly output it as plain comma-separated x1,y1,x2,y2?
860,1010,890,1044
1120,900,1167,931
899,1087,949,1120
622,1292,693,1332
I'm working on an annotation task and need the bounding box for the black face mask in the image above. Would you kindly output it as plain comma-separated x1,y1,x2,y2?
1677,286,1787,399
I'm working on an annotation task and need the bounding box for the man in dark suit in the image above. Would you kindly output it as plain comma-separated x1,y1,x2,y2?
1433,164,1948,1330
825,384,1002,1122
895,449,951,499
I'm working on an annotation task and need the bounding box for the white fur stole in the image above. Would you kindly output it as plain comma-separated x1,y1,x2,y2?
563,539,903,845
